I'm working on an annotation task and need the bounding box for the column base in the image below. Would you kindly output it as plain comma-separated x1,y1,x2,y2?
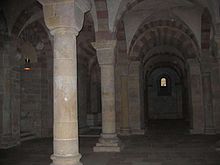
190,129,204,134
0,134,20,149
204,128,216,135
93,133,123,152
216,141,220,151
120,128,131,136
131,129,145,135
51,154,82,165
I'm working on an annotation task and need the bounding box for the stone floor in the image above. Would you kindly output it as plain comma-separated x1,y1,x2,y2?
1,120,220,165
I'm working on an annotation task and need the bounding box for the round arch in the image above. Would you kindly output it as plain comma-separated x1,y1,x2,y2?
113,0,218,33
129,19,200,60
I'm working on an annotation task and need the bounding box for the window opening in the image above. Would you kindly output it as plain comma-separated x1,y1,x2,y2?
160,77,167,87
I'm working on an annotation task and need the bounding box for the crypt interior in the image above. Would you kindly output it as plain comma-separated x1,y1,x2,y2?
1,0,220,165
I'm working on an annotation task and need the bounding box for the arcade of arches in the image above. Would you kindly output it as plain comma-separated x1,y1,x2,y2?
1,0,220,165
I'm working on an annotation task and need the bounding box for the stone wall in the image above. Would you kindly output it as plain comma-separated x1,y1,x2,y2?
87,65,101,127
20,65,42,137
0,37,21,148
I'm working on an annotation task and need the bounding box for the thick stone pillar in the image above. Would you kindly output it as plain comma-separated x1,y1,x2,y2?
214,32,220,134
128,61,145,134
120,75,131,135
187,59,204,134
176,84,183,118
202,72,215,134
200,50,217,135
52,29,82,165
214,28,220,150
92,40,122,152
115,63,131,135
38,0,90,164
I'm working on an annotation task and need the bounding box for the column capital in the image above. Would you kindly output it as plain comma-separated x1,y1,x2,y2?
50,27,78,36
38,0,91,12
92,40,116,65
37,0,91,35
92,40,116,50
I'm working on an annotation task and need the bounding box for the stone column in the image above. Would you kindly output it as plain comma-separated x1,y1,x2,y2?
52,28,82,165
202,72,215,134
176,84,183,118
187,59,204,134
120,75,131,135
214,32,220,134
92,40,122,152
214,28,220,150
38,0,90,164
128,61,145,134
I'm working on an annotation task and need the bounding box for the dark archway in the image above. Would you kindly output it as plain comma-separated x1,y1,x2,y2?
145,63,190,133
128,16,202,134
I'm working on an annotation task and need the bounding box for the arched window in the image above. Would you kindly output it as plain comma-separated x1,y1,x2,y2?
158,75,171,96
160,77,167,87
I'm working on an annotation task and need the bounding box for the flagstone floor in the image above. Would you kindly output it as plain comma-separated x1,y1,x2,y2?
1,120,220,165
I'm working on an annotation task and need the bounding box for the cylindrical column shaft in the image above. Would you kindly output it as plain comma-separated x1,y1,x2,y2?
51,29,82,165
100,65,116,134
37,0,91,163
202,73,215,134
92,40,122,152
120,76,130,135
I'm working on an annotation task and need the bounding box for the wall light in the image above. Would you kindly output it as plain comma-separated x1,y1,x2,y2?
23,58,32,71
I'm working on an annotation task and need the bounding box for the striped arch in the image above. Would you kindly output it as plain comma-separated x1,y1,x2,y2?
143,46,186,77
94,0,114,40
114,0,144,32
115,19,127,62
129,19,199,60
130,19,199,53
113,0,216,33
144,53,186,80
